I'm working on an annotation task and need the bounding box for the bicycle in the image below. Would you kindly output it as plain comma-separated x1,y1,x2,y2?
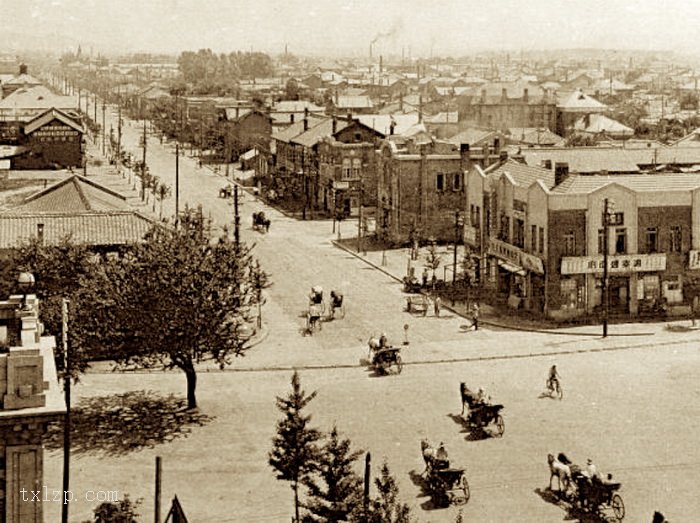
546,377,563,400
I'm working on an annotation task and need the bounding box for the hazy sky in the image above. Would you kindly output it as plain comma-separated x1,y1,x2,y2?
6,0,700,56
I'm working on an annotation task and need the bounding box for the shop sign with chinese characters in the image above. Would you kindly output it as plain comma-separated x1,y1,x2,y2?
561,254,666,275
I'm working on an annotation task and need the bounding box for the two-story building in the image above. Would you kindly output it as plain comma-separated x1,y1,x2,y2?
377,136,470,244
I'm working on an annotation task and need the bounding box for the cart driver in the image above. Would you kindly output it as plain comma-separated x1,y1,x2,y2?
435,442,449,469
309,286,324,305
379,332,389,349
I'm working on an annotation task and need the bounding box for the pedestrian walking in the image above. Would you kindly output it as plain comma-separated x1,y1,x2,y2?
421,267,429,288
471,302,480,330
434,296,442,317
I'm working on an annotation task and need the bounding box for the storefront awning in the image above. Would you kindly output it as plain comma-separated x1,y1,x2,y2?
498,260,526,276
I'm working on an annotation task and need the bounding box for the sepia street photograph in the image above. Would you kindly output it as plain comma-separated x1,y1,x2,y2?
0,1,699,521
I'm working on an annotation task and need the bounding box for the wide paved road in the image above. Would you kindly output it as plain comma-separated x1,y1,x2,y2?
41,105,697,522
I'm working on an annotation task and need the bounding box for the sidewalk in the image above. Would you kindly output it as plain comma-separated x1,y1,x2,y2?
331,237,700,340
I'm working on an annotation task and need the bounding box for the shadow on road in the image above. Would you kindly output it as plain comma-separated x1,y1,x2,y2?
534,487,607,522
45,390,214,457
447,413,490,441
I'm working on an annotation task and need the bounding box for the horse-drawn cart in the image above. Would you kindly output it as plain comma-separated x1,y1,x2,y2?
370,346,403,375
420,440,470,507
570,470,625,521
460,383,505,437
406,295,429,315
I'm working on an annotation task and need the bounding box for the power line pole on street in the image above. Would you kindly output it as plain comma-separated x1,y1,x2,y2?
233,185,240,247
101,100,106,155
175,142,180,227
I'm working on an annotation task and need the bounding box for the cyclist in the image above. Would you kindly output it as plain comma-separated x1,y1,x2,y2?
547,364,560,393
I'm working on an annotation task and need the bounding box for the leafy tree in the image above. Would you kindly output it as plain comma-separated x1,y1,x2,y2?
286,78,301,100
303,426,363,523
360,461,412,523
156,182,172,220
78,208,265,409
82,494,142,523
269,371,322,523
0,237,99,379
424,244,442,289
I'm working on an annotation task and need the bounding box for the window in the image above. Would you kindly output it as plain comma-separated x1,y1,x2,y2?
560,278,579,309
615,228,627,254
645,227,658,253
539,226,544,254
531,225,537,252
341,158,351,180
354,132,362,142
453,172,461,191
436,173,444,191
670,226,682,253
598,229,605,254
563,231,576,255
352,158,361,178
514,219,525,248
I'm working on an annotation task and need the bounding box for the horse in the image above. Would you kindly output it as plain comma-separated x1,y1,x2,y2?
548,453,572,493
251,211,271,233
460,382,477,416
367,337,380,362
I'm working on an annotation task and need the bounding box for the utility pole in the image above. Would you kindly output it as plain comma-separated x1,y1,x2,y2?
602,198,615,338
233,185,240,246
101,100,106,155
363,452,371,516
117,103,122,174
154,456,162,523
175,142,180,226
61,298,71,523
357,170,363,254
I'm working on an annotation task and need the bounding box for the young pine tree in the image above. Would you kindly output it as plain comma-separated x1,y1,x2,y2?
303,426,363,522
364,460,412,523
269,371,322,523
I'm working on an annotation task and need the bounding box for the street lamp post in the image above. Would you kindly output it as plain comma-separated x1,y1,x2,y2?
602,198,615,338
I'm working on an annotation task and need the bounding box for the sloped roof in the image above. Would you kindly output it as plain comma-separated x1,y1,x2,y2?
521,147,641,174
557,90,607,112
4,73,41,86
291,118,351,148
574,114,633,137
272,114,327,143
0,85,77,110
0,212,154,248
272,100,325,113
224,107,252,121
551,172,700,194
486,158,556,189
507,127,564,146
355,114,420,136
24,108,84,135
16,175,128,212
335,95,373,109
447,128,500,146
423,111,459,124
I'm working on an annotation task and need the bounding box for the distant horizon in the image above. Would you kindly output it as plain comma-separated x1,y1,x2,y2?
4,0,700,60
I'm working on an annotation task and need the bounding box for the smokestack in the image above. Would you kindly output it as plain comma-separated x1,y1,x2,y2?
347,112,352,121
419,94,423,123
554,163,569,186
380,55,383,74
19,64,27,75
303,116,308,131
523,88,529,102
369,42,373,60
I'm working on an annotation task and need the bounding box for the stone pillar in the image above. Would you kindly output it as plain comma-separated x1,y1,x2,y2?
629,273,639,316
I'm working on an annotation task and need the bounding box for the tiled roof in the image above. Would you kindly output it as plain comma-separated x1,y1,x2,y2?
0,212,154,248
487,158,556,189
272,100,325,113
551,172,700,194
447,128,499,146
423,112,458,124
4,73,41,86
15,175,128,213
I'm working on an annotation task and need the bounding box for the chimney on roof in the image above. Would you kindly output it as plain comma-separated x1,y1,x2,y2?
523,88,529,102
501,88,507,102
554,162,569,186
235,107,240,120
335,90,339,105
19,64,27,75
347,111,352,122
390,119,396,135
460,143,471,171
290,113,295,123
303,115,308,131
304,107,309,118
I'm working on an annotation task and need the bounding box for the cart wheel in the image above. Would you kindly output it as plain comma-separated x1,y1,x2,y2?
454,475,469,505
395,355,403,374
495,415,505,437
611,494,625,521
